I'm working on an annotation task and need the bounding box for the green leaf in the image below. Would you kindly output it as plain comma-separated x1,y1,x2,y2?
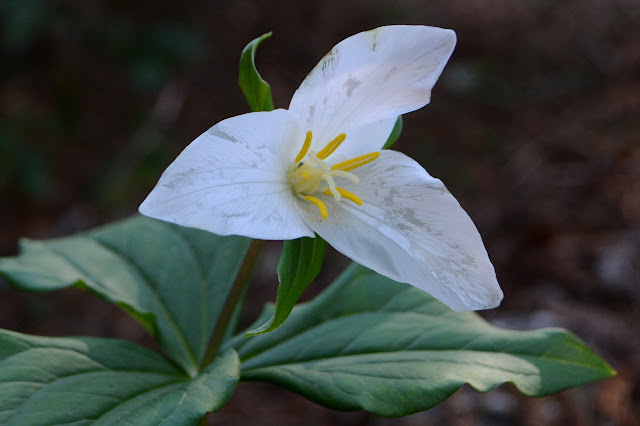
382,115,403,149
0,329,239,425
239,32,274,112
0,215,251,376
235,264,616,417
246,236,327,336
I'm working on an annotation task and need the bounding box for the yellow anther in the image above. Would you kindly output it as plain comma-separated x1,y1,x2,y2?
303,195,329,219
331,151,380,172
295,130,313,162
324,187,363,206
290,131,373,218
296,171,310,183
316,133,346,160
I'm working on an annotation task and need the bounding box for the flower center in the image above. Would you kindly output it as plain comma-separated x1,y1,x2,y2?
288,130,379,220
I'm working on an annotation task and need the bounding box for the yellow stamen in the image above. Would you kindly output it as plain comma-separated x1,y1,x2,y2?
296,171,310,183
295,130,313,162
303,195,328,219
324,187,363,205
316,133,346,160
331,151,380,172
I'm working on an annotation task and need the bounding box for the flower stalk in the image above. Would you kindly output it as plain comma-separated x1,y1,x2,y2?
199,239,264,370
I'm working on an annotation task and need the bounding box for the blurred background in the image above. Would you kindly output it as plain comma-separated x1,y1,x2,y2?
1,1,638,424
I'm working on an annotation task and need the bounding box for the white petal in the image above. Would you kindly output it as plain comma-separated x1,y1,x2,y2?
139,109,314,240
306,150,502,311
289,25,456,156
329,116,398,163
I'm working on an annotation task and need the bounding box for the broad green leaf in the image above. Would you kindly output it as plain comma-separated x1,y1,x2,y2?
234,264,615,417
239,32,274,112
382,115,403,149
0,329,239,425
246,236,327,336
0,215,251,376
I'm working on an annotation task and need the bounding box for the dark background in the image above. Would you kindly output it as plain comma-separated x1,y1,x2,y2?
1,1,638,424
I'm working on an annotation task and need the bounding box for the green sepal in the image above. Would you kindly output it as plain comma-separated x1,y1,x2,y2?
382,115,403,149
239,32,274,112
245,236,327,336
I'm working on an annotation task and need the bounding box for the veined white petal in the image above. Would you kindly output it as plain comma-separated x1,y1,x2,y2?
327,116,398,163
306,150,502,311
139,110,314,240
289,25,455,158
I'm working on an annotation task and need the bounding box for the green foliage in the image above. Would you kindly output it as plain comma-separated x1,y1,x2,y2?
0,330,239,425
235,264,616,417
239,32,274,112
382,115,403,149
246,236,327,336
0,216,251,376
0,218,615,420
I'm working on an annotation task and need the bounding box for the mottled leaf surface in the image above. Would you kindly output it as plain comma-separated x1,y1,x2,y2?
0,216,250,375
0,330,239,425
235,264,615,417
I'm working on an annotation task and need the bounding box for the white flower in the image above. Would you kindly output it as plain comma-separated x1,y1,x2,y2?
139,25,503,311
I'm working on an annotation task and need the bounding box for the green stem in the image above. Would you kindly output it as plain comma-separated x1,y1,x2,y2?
200,239,264,370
